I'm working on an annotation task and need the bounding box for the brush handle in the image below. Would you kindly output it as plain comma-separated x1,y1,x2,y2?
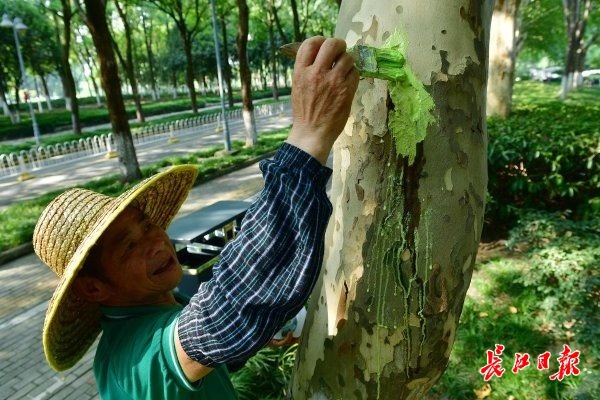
279,42,302,58
279,42,359,62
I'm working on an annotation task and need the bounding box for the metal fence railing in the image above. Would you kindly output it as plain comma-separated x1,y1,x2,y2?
0,100,290,179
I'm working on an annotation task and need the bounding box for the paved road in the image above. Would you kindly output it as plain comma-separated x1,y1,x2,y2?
0,106,293,399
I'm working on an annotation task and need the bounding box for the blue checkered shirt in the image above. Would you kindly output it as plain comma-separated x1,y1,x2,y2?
178,143,333,367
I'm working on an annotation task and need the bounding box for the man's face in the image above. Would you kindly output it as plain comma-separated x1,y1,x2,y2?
94,206,183,306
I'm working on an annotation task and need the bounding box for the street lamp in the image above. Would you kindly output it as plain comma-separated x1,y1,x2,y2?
1,13,41,146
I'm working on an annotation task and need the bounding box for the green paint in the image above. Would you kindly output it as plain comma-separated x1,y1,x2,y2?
382,30,436,164
353,45,406,81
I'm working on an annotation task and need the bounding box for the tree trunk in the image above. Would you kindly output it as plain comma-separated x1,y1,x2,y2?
267,6,279,101
487,0,521,118
114,0,145,123
59,0,82,135
33,77,44,112
290,0,303,41
13,84,21,123
219,12,235,108
83,0,141,183
39,74,53,111
560,0,591,99
141,12,159,101
182,35,199,113
0,89,15,123
291,1,493,399
237,0,257,147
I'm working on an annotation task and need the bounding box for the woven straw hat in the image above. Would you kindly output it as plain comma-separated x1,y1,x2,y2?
33,165,198,371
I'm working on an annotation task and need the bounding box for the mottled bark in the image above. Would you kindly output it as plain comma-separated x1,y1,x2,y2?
291,1,493,399
487,0,521,118
83,0,141,183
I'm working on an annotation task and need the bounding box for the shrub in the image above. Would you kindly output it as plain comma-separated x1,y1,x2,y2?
507,209,600,360
486,100,599,234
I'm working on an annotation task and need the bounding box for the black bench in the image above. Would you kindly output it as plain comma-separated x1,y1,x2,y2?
168,200,252,296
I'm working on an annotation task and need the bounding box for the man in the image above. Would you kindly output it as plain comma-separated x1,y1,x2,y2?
33,36,359,399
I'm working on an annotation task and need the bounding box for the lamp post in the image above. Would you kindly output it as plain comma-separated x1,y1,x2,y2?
1,14,41,146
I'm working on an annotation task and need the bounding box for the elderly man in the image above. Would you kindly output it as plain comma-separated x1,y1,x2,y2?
33,36,359,399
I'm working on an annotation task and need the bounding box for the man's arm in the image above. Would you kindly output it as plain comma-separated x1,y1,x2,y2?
175,36,359,382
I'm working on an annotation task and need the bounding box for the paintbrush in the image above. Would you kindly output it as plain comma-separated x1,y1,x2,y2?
279,42,406,82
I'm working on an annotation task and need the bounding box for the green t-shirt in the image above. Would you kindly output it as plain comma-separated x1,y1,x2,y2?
95,302,238,399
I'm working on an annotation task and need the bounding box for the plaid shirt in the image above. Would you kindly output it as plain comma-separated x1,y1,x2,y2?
178,143,333,367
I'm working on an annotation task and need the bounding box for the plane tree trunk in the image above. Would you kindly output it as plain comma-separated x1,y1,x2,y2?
291,1,493,398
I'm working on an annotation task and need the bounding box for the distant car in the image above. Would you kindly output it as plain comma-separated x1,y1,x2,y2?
530,66,563,82
582,69,600,87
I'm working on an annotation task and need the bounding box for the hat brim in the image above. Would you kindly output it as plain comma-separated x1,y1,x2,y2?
42,165,198,371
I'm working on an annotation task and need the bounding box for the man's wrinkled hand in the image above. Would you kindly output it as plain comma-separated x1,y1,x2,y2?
286,36,359,164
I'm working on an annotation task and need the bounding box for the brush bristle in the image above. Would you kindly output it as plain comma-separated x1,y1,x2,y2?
352,45,406,81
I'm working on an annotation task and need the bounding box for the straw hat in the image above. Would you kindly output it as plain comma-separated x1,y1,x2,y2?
33,165,198,371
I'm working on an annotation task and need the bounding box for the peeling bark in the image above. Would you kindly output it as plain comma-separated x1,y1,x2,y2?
291,1,493,399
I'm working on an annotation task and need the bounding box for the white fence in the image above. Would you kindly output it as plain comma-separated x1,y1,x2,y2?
0,100,290,179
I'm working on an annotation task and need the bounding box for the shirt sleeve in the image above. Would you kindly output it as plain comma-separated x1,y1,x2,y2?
177,143,333,367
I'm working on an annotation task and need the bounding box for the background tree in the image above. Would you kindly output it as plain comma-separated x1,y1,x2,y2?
218,1,236,108
140,8,160,101
487,0,522,118
518,0,565,65
45,0,83,134
291,1,493,398
560,0,598,98
75,25,104,106
237,0,257,146
147,0,207,113
113,0,145,123
80,0,141,182
1,0,55,124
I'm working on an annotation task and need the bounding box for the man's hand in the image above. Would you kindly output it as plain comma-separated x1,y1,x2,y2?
286,36,360,164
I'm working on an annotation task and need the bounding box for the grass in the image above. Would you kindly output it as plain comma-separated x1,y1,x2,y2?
428,244,598,399
0,130,289,253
